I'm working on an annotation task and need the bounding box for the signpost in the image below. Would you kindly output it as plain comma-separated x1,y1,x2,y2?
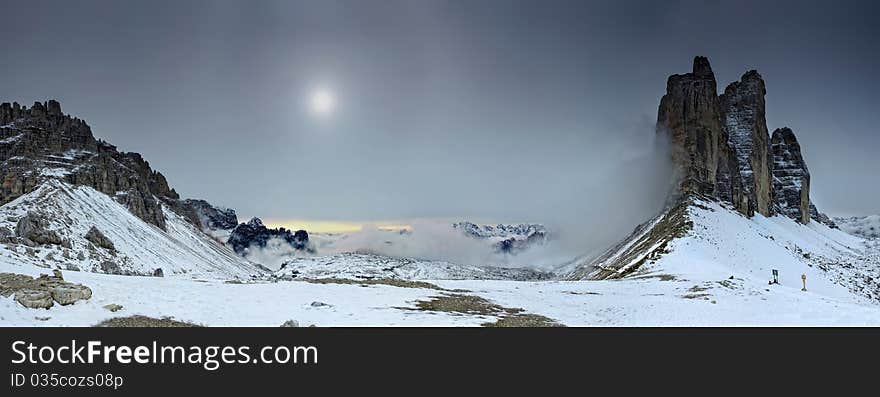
801,274,807,291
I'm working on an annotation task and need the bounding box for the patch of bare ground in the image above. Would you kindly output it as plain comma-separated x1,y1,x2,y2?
94,315,201,327
405,294,564,327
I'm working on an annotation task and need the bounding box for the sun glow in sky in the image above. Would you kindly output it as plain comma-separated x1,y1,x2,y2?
309,88,335,116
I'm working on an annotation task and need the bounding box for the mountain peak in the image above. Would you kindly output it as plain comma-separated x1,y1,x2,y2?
692,56,714,78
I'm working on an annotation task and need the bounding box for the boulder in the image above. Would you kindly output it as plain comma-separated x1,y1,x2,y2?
15,289,54,309
50,284,92,305
100,260,122,274
84,226,115,250
1,272,93,308
15,212,62,245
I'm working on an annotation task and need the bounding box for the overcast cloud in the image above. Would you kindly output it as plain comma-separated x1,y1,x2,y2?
2,0,878,256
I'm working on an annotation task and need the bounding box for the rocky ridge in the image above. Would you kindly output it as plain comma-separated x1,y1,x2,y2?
227,218,313,256
1,100,230,232
452,222,548,254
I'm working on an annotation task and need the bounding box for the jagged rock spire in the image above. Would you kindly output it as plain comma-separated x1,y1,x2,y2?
658,57,832,225
720,70,774,217
771,127,810,224
657,56,749,214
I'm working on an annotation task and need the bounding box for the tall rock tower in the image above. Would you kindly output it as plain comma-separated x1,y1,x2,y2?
656,57,749,215
657,57,833,226
720,71,774,217
770,127,811,224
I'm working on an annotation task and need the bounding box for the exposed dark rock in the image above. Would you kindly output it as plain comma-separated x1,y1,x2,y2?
84,226,115,250
657,57,749,215
771,127,810,224
15,212,61,245
153,268,164,277
658,57,831,225
168,198,237,231
227,217,313,255
0,227,12,243
720,70,774,216
1,100,177,230
100,260,122,275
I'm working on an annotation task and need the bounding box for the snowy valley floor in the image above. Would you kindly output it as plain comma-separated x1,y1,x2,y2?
2,197,880,326
4,265,880,326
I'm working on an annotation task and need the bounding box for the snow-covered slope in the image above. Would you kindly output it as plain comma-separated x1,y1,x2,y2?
834,215,880,240
0,181,265,279
572,198,880,303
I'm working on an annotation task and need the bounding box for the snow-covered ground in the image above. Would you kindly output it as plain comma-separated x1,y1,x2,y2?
3,257,880,326
2,186,880,326
0,181,263,279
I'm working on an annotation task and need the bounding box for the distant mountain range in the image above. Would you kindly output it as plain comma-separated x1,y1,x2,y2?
452,222,548,254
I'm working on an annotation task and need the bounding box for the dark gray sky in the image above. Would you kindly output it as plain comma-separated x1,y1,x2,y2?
2,0,878,237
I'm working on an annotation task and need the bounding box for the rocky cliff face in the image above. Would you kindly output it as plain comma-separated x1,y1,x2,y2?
659,57,831,225
657,57,749,215
169,199,238,232
770,127,811,224
1,100,225,231
720,70,774,217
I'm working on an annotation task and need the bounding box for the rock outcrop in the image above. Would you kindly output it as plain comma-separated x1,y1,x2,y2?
168,199,238,232
657,57,749,215
770,127,810,224
1,100,176,229
0,272,92,309
720,70,774,216
227,218,312,255
659,57,831,225
85,226,115,250
1,99,229,232
15,211,62,245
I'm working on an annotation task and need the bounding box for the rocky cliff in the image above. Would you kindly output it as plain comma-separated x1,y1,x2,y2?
720,70,774,217
657,57,750,215
0,100,226,231
770,127,811,223
658,57,832,225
